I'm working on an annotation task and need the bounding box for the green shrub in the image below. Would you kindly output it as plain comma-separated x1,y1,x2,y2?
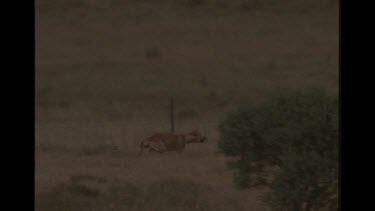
218,89,338,210
261,151,338,211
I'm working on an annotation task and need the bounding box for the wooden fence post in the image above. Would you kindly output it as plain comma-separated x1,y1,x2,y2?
170,98,174,133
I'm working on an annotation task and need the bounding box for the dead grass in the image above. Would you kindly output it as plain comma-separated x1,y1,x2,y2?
36,175,256,211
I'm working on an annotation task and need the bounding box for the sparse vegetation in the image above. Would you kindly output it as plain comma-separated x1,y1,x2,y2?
36,0,338,210
36,183,101,211
78,143,119,156
37,178,218,211
143,179,212,210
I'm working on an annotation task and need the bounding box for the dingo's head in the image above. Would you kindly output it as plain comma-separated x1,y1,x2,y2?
185,129,206,143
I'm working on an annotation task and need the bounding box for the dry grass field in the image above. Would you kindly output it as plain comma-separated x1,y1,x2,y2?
36,0,338,210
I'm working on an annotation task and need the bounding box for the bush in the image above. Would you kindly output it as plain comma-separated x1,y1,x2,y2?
218,89,338,210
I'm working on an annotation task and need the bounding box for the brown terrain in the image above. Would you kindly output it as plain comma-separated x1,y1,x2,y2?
36,0,338,210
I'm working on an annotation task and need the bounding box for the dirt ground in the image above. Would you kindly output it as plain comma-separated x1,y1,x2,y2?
36,1,338,210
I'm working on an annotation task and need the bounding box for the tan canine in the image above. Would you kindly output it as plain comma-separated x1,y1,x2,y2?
138,129,206,156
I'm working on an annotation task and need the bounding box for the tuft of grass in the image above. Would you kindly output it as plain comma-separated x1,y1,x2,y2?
177,108,200,119
264,60,277,72
238,0,263,11
142,179,212,210
106,183,144,206
207,91,229,107
199,76,209,87
78,144,119,156
39,144,71,154
67,183,101,197
58,100,70,109
185,0,206,7
145,46,162,59
70,174,107,184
